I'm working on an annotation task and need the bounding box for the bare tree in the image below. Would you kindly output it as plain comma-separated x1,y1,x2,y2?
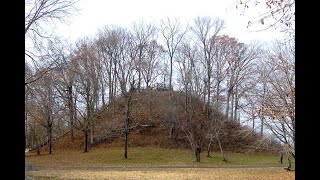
96,27,137,157
47,39,77,142
131,21,157,90
123,81,136,159
176,42,208,162
72,38,101,151
258,39,295,158
140,40,163,88
96,27,116,106
237,0,295,36
159,18,187,94
190,16,224,115
25,0,79,86
223,37,259,120
27,71,56,154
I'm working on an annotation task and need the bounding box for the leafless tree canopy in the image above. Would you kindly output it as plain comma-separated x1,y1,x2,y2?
237,0,295,36
25,0,79,86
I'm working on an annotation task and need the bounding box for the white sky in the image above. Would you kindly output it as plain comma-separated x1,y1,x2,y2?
55,0,283,44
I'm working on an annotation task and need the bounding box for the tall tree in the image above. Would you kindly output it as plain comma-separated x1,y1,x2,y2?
131,21,157,90
48,39,77,142
159,18,187,94
190,16,224,115
72,38,101,151
28,71,56,154
258,39,295,157
25,0,79,86
140,40,163,88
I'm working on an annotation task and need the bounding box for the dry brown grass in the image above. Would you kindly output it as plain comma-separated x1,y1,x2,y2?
26,168,294,180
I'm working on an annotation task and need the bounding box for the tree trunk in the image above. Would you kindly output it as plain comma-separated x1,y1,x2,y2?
108,66,113,105
225,88,231,119
101,79,106,108
252,118,255,132
48,127,52,154
185,87,188,114
169,56,173,96
90,106,95,146
148,89,152,121
260,116,264,136
124,90,132,159
169,98,177,140
230,92,234,120
138,70,141,91
206,71,211,116
216,81,221,110
32,121,36,149
234,89,239,122
90,125,94,145
67,85,74,142
279,152,283,164
195,146,201,162
170,123,176,140
36,136,40,156
124,131,128,159
206,134,213,158
203,82,207,113
217,134,226,162
287,156,291,170
84,131,88,153
25,107,28,149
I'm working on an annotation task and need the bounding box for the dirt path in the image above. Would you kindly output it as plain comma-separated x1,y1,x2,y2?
26,164,289,171
25,166,295,180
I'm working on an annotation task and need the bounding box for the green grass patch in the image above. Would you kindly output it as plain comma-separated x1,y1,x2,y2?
25,146,293,168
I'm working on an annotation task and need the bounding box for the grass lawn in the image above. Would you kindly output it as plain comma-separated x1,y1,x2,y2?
25,147,295,179
25,146,294,168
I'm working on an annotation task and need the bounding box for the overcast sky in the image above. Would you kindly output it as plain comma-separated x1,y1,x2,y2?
54,0,283,44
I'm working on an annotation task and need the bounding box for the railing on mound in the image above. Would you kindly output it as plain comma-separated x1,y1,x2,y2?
153,83,173,91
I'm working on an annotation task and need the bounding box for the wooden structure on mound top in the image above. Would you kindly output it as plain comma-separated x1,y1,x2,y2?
153,83,173,91
135,83,173,92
